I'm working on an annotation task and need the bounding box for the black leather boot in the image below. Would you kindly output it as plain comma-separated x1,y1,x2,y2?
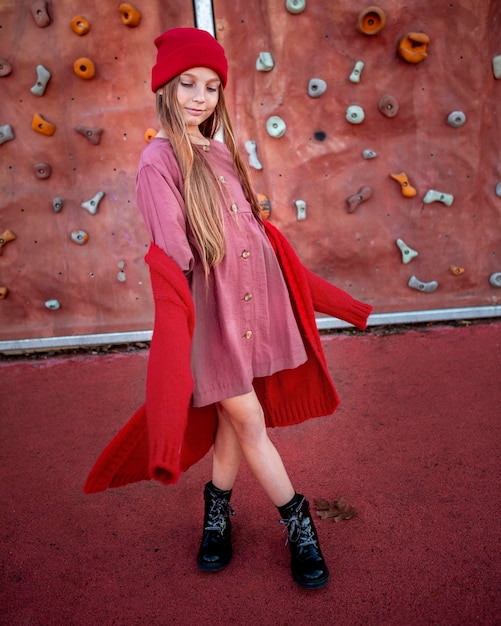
278,493,330,589
197,481,235,572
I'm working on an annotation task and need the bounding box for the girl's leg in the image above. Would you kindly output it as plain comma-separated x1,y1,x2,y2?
216,388,295,507
211,408,243,491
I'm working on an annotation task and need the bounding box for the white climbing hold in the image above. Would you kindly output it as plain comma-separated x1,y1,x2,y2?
489,272,501,287
245,140,263,170
396,238,418,264
408,275,438,293
346,105,365,124
266,116,286,138
423,189,454,206
362,149,377,159
81,190,105,215
447,111,466,128
492,55,501,79
295,199,307,220
45,299,61,310
349,61,365,83
30,64,51,96
0,124,14,145
256,52,274,72
285,0,306,14
495,182,501,197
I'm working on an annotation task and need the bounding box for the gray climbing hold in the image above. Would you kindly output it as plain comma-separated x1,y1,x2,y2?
423,189,454,206
286,0,306,14
495,182,501,197
295,199,307,220
30,64,51,96
349,61,365,83
117,261,126,282
308,78,327,98
52,197,63,213
447,111,466,128
346,105,365,124
0,124,14,145
75,126,103,145
256,52,274,72
396,238,418,264
266,116,286,138
245,140,263,170
45,299,61,310
81,191,104,215
492,55,501,79
362,149,377,159
489,272,501,288
408,275,438,293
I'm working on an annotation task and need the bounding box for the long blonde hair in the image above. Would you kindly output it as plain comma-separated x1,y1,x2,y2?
156,77,262,277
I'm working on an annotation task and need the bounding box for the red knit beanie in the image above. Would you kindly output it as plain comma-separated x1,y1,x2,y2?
151,27,228,92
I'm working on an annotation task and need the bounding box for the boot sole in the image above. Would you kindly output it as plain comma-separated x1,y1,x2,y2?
197,555,232,572
292,571,330,590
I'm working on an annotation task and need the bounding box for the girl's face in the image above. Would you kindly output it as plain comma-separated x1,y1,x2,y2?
176,67,221,132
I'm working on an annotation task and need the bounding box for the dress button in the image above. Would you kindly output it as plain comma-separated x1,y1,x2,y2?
244,330,253,339
231,203,239,212
241,249,250,259
219,175,226,183
243,292,253,302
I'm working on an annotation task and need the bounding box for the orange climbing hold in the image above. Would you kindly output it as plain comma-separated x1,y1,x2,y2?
390,172,417,198
73,57,96,80
0,229,16,255
71,16,90,36
398,32,430,63
32,113,56,136
144,128,157,143
356,6,387,35
0,287,8,299
449,266,465,276
119,4,142,27
257,194,272,220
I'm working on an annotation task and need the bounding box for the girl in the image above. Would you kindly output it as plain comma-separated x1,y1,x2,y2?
85,27,372,590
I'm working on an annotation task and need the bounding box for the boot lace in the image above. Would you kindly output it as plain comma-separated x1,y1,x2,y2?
205,496,235,535
280,500,318,548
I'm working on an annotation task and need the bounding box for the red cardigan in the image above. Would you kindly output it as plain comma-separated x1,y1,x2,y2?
84,222,372,494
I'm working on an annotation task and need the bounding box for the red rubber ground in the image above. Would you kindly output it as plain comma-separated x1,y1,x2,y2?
1,321,500,625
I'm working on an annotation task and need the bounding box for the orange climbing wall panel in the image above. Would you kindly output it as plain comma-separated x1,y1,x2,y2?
1,1,500,344
0,1,193,341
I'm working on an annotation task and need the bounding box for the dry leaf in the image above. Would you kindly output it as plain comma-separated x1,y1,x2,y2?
314,496,356,522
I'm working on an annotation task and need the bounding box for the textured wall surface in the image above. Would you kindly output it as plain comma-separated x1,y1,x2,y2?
1,1,500,342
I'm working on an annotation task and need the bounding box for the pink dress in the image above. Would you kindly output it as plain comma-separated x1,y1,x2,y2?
136,137,307,407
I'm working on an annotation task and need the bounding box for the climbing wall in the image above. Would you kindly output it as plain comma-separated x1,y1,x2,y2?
1,1,500,344
215,0,501,313
0,1,193,342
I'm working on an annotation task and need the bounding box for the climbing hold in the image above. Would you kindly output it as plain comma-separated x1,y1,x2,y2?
30,0,51,27
52,198,63,213
398,32,430,63
30,65,51,96
492,55,501,79
390,172,417,198
266,116,286,138
0,230,16,255
245,140,263,170
345,105,365,124
495,182,501,197
378,94,399,118
447,111,466,128
117,261,127,282
45,299,61,311
0,124,14,145
71,15,90,35
349,61,365,83
119,3,142,27
73,58,96,80
82,191,105,215
257,193,271,220
423,189,454,206
144,128,157,143
408,275,438,293
0,287,8,299
33,162,52,179
32,113,56,136
0,59,13,77
286,0,306,14
75,126,103,145
396,238,418,264
295,199,307,220
256,52,275,72
489,272,501,287
449,266,465,276
362,149,378,159
356,6,386,35
346,186,372,213
71,229,89,245
307,78,327,98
